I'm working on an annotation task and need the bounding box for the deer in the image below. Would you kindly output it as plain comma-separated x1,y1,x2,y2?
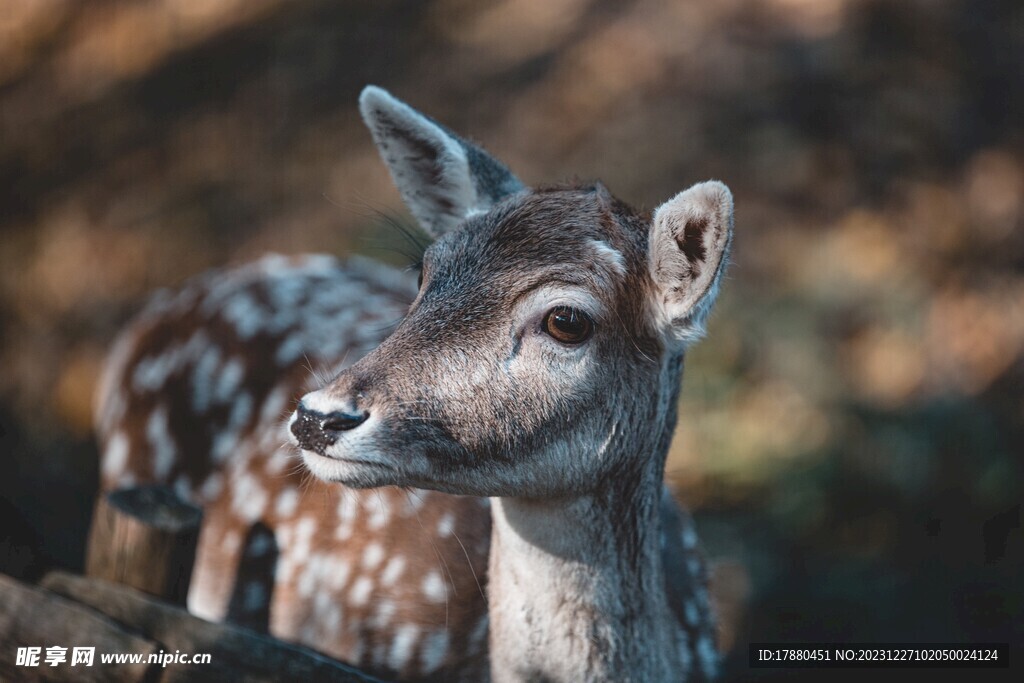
95,85,731,682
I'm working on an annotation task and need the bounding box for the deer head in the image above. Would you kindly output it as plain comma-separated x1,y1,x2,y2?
290,86,733,499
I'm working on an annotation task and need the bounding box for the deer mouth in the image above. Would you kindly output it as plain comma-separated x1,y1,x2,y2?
305,451,393,468
298,448,400,487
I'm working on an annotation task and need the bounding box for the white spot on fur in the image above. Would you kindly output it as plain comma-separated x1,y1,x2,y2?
295,517,316,542
678,635,693,677
367,497,390,530
335,494,358,540
349,639,365,666
420,629,449,673
436,513,455,538
362,542,385,570
279,518,317,585
173,475,191,500
297,565,316,598
337,493,359,521
381,555,406,587
335,522,354,541
299,253,339,272
402,491,427,516
684,600,699,626
236,407,256,444
276,334,307,366
257,253,290,274
369,599,396,628
200,472,224,500
265,447,290,474
325,604,343,640
275,548,295,585
230,472,268,520
275,488,299,518
259,386,291,423
300,553,330,599
349,576,374,607
682,524,697,549
211,432,239,464
146,405,176,480
102,431,129,480
222,292,266,339
469,614,489,647
215,358,244,402
327,558,352,590
211,393,253,463
131,343,190,394
421,571,446,603
388,624,419,672
192,345,222,412
697,635,718,679
223,530,241,555
314,589,331,616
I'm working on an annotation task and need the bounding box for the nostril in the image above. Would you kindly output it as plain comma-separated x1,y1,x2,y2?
321,410,369,433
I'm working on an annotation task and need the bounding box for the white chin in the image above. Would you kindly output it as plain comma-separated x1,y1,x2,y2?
299,450,398,488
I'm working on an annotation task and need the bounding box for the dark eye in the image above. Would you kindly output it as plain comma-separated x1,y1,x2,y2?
543,306,594,344
417,270,424,290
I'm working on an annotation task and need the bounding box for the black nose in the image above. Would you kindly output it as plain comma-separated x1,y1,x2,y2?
291,404,369,455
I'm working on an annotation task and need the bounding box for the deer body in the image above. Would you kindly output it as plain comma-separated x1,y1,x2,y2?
97,87,729,682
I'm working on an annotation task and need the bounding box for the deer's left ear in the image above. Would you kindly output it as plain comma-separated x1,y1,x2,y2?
648,180,734,347
360,86,524,238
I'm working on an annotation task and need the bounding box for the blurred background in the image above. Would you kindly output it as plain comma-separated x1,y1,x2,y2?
0,0,1021,679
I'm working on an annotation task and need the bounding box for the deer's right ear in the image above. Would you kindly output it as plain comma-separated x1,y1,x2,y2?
648,180,734,347
359,86,524,238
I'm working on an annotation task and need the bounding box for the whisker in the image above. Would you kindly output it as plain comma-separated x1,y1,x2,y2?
336,193,431,266
450,526,486,604
404,488,453,630
609,307,657,365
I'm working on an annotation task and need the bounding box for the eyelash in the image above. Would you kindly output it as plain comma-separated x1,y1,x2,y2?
408,260,424,289
407,259,423,273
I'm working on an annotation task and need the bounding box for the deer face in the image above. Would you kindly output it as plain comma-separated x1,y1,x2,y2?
290,87,732,498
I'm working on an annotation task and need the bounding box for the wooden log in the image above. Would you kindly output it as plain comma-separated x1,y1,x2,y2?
85,485,202,605
0,572,158,682
42,571,387,683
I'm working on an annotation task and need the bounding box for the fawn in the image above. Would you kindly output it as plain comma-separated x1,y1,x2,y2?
96,86,731,682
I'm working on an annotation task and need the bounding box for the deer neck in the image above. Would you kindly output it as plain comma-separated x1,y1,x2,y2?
486,444,681,682
486,354,686,683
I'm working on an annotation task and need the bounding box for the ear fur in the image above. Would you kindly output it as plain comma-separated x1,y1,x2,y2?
359,86,523,237
648,180,734,346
